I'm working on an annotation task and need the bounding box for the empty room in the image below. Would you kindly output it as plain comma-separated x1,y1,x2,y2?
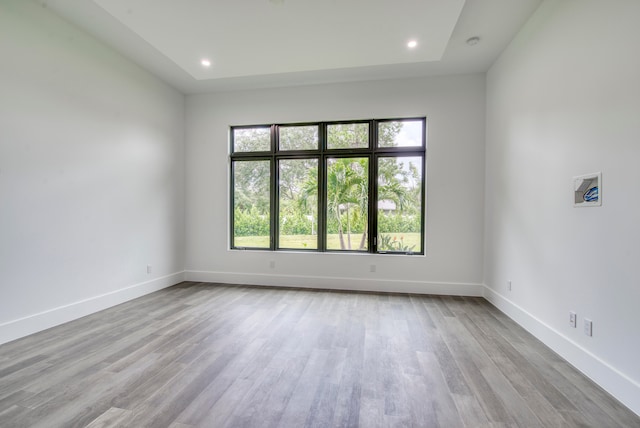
1,0,639,427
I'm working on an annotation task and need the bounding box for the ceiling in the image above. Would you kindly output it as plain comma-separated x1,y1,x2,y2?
42,0,542,94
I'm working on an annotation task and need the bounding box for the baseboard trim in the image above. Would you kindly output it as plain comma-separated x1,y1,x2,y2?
185,270,483,296
0,271,185,346
483,285,640,417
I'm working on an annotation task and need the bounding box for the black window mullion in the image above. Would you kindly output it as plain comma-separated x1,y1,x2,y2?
366,152,374,253
271,124,278,153
421,118,427,255
370,120,378,251
319,155,327,252
230,118,425,255
318,124,327,252
229,158,236,249
370,158,378,253
270,125,278,250
421,152,426,255
272,156,279,251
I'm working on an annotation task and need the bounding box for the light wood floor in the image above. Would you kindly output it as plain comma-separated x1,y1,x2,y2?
0,282,638,428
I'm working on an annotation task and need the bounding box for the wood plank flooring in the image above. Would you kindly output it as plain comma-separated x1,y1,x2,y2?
0,282,638,427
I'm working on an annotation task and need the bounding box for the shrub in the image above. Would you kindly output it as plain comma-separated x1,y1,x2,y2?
377,212,420,234
233,207,270,236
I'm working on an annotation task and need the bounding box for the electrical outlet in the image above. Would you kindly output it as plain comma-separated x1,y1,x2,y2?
507,280,512,291
146,265,152,274
569,312,577,328
369,264,376,273
584,319,593,337
269,260,275,269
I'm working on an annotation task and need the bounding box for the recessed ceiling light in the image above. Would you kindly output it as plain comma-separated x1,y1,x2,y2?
407,40,418,49
201,59,211,67
466,36,480,46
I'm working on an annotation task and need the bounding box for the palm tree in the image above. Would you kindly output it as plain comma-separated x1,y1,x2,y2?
376,157,421,251
299,157,417,251
326,158,368,249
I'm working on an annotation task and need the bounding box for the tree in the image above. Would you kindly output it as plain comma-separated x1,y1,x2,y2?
326,158,368,250
233,160,270,214
327,123,368,149
300,121,408,250
279,125,318,150
232,120,422,251
232,128,272,217
279,158,318,240
233,127,270,152
377,157,414,212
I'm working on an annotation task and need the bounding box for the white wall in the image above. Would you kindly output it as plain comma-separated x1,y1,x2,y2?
0,1,185,344
485,0,640,414
185,75,486,295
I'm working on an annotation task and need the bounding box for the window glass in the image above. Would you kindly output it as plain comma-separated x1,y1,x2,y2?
279,125,318,151
232,160,270,248
377,156,423,253
378,120,423,148
233,127,271,152
229,118,426,255
326,157,369,251
327,123,369,149
278,159,318,249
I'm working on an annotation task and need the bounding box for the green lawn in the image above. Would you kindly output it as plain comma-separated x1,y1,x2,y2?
234,233,421,252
